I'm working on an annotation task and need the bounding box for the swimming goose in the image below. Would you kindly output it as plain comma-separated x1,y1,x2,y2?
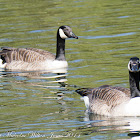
76,57,140,116
0,25,78,71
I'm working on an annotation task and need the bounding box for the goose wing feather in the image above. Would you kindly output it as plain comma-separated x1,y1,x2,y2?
87,87,129,106
98,85,130,96
111,86,130,97
0,47,55,63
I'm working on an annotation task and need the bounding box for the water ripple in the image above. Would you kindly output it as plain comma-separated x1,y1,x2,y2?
80,32,136,39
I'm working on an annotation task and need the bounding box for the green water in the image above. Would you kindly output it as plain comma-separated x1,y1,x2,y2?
0,0,140,139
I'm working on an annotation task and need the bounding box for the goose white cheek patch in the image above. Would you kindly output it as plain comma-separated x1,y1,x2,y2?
59,29,68,39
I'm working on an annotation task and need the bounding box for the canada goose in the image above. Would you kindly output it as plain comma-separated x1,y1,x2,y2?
76,57,140,116
0,25,78,71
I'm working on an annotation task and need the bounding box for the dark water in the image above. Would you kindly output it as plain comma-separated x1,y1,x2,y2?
0,0,140,139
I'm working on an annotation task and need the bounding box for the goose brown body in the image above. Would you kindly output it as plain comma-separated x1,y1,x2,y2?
0,47,55,71
76,86,130,116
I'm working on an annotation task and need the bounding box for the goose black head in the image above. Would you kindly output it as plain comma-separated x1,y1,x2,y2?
58,25,78,39
128,57,140,72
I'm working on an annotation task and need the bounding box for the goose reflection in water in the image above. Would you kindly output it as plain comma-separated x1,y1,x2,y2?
0,67,68,88
80,113,140,140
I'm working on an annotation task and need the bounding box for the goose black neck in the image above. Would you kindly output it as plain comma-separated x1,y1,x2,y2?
129,71,140,97
55,30,66,61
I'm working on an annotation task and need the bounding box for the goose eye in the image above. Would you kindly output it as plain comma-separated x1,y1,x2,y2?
64,29,69,33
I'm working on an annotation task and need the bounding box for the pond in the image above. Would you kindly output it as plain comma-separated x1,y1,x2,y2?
0,0,140,139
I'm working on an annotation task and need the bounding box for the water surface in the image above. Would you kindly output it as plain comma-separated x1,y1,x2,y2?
0,0,140,139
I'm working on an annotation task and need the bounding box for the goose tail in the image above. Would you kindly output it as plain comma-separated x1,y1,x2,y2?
75,88,90,96
75,88,91,109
